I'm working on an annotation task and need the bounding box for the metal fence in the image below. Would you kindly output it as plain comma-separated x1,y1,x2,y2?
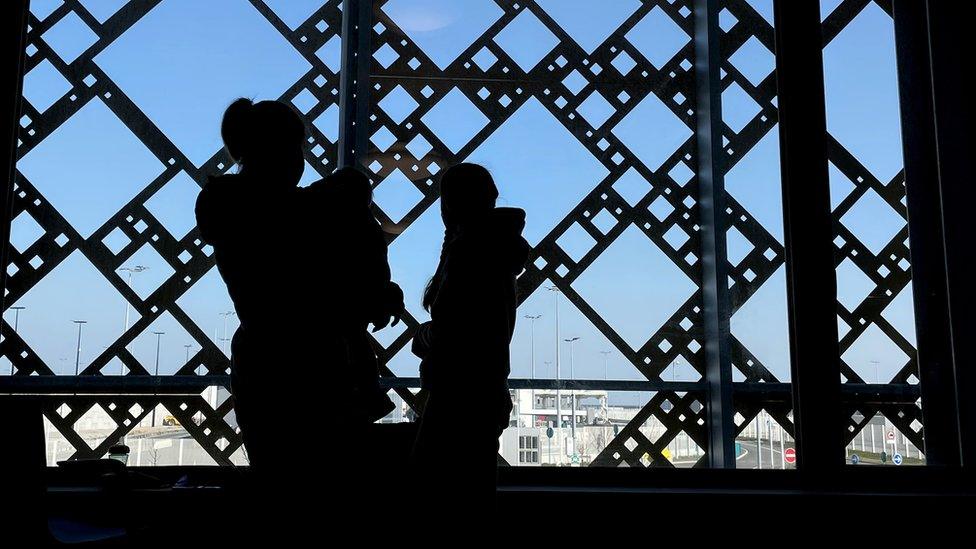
1,0,961,469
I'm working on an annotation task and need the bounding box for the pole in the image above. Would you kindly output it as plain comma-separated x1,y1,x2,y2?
873,361,891,462
566,337,579,460
530,317,535,380
123,271,132,333
755,414,762,469
601,350,611,380
526,314,541,422
221,311,236,356
779,423,786,469
9,306,24,374
152,331,164,426
672,355,679,455
72,321,87,376
12,305,23,332
525,315,541,379
119,266,146,375
548,286,562,464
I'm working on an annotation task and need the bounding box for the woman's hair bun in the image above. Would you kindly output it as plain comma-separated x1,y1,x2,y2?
221,98,255,162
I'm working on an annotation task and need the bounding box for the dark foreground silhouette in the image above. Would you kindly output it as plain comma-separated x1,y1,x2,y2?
412,163,531,505
195,99,405,529
196,99,526,529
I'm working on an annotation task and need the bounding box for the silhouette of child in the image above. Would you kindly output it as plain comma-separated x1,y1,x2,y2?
411,163,530,505
299,167,404,422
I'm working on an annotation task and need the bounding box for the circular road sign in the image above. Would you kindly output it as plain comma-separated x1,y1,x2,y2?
784,447,796,464
850,454,860,465
893,453,903,466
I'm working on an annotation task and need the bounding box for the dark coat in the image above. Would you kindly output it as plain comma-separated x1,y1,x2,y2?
412,207,530,489
194,172,402,472
418,207,531,396
298,174,402,422
196,173,334,473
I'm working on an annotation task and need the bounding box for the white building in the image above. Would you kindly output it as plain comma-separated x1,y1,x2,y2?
509,388,610,429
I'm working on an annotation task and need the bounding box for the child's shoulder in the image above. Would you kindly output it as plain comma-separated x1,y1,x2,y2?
302,173,372,207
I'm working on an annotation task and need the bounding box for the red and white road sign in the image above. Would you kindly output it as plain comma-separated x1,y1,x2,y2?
784,447,796,464
887,431,895,441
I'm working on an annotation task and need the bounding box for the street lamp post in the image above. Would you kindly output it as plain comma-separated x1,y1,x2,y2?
118,266,147,376
219,338,231,358
151,331,164,427
10,305,25,332
9,306,25,374
871,359,889,462
524,314,542,430
543,360,553,432
72,320,88,376
565,336,580,462
547,286,562,464
670,357,681,460
755,413,762,469
524,314,541,379
220,311,237,355
600,350,611,380
119,266,147,330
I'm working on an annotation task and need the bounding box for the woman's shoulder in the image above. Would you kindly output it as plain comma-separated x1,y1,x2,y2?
199,173,243,200
206,172,242,186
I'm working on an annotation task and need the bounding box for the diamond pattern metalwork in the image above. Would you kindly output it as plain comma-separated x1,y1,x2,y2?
367,0,707,467
3,0,927,467
719,0,922,454
5,0,344,465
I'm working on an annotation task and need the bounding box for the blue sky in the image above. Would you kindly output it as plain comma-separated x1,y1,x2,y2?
8,1,913,399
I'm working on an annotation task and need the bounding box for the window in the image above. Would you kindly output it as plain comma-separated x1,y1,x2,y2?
3,0,956,471
519,435,540,464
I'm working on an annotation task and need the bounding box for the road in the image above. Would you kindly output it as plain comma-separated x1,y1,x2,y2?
735,439,795,469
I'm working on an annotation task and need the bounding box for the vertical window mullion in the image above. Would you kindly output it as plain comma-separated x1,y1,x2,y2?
925,0,976,467
693,0,735,468
772,0,845,471
890,0,961,467
0,0,29,313
338,0,372,168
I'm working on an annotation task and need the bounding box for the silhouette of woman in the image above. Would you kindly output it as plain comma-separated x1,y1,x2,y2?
411,163,530,504
196,100,407,522
196,99,334,485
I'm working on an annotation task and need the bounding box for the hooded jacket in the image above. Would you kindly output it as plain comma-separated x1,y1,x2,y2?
418,207,531,393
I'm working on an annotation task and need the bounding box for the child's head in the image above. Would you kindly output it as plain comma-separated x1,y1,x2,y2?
327,167,373,209
221,98,305,187
438,163,498,229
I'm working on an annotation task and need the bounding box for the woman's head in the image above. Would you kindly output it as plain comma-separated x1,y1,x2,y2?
221,98,306,186
438,163,498,228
